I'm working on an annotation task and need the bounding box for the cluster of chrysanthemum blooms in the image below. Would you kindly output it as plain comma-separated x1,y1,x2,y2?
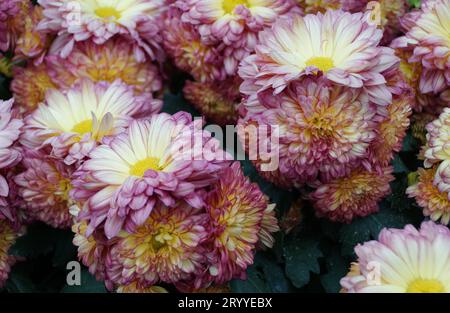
0,0,281,292
0,0,449,293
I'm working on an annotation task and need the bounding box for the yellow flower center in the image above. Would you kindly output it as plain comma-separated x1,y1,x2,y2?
58,179,72,201
95,7,121,20
71,119,93,135
223,0,249,14
129,157,162,177
305,56,334,72
406,279,445,293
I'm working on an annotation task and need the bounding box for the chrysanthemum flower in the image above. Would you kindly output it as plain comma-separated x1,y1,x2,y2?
183,78,240,126
14,5,52,63
298,0,410,42
197,162,278,286
392,0,450,94
411,112,438,145
14,150,75,229
310,166,394,222
105,202,209,287
396,47,448,113
0,99,23,221
21,79,162,165
239,9,398,106
367,93,412,168
162,8,226,82
0,0,30,52
72,221,112,280
11,63,58,113
0,220,18,288
239,77,380,186
37,0,166,61
177,0,297,76
340,221,450,293
71,112,231,238
407,166,450,225
423,108,450,195
46,38,163,95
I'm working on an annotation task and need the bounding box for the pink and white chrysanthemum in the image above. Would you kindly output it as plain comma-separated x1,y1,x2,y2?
14,150,75,229
71,112,231,238
46,38,163,95
37,0,167,61
177,0,297,75
407,166,450,225
239,10,398,106
183,78,241,126
310,166,394,222
297,0,410,44
72,221,112,280
392,0,450,94
0,0,30,52
162,7,227,82
11,63,58,113
21,79,162,165
0,99,23,222
14,5,52,64
195,162,278,287
238,77,381,186
423,108,450,195
340,221,450,293
105,202,208,288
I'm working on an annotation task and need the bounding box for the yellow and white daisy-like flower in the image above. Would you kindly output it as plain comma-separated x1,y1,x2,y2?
341,221,450,293
21,79,162,165
239,9,399,106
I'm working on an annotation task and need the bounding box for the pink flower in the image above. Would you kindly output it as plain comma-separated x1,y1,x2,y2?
21,79,162,165
105,202,209,288
0,99,23,222
194,162,278,287
340,221,450,293
310,166,394,222
177,0,298,75
183,77,241,126
239,10,398,106
407,166,450,225
14,150,75,229
392,0,450,94
238,77,382,187
71,112,231,238
0,0,30,52
37,0,167,61
46,38,163,95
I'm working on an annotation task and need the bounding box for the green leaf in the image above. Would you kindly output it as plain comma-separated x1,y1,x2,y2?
284,237,323,288
408,0,421,8
392,154,408,174
5,263,36,293
339,205,417,255
9,223,59,258
241,159,297,214
401,132,418,152
320,249,349,293
61,268,107,293
52,230,77,268
255,254,291,293
230,252,291,293
230,265,271,293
